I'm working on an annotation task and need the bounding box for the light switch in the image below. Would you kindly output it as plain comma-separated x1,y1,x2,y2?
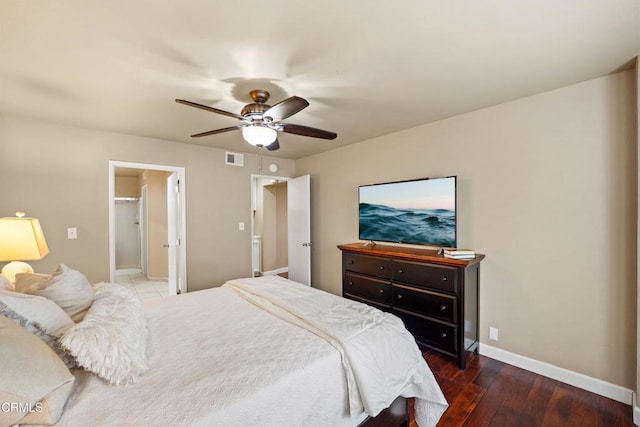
67,227,77,239
238,222,245,231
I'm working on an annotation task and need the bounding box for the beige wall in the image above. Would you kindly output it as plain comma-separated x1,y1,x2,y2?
275,183,288,268
297,70,637,389
261,182,278,271
0,115,295,291
253,178,266,238
142,170,169,279
114,176,139,198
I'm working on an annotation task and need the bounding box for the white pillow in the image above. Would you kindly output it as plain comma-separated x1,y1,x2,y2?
0,315,74,426
0,289,74,337
16,264,95,322
60,283,148,386
0,275,14,291
0,289,76,367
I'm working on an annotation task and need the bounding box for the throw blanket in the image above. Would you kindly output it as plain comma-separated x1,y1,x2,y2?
223,276,448,427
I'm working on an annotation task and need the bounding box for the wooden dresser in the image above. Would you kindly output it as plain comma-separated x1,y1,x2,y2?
338,242,484,369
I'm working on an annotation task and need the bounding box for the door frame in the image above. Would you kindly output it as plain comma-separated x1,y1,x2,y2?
108,160,187,293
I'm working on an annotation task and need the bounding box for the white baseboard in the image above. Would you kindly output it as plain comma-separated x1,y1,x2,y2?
479,344,633,405
633,392,639,426
261,267,288,276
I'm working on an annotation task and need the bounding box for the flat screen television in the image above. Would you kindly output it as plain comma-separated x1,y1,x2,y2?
358,176,456,248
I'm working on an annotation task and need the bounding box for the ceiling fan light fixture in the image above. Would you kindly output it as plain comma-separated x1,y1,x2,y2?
177,90,337,152
242,126,277,147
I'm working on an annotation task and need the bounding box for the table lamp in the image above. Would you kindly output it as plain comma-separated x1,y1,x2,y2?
0,212,49,282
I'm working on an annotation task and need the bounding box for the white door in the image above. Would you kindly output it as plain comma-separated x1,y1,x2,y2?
287,175,311,285
166,173,180,295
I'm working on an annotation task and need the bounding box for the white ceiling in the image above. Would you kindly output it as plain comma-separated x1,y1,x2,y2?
1,1,638,159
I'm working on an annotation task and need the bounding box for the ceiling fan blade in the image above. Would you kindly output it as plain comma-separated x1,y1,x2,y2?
176,99,244,120
265,139,280,151
280,123,337,140
190,126,241,138
263,96,309,121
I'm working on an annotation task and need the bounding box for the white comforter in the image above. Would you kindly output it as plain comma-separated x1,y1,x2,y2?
54,276,447,427
224,276,448,427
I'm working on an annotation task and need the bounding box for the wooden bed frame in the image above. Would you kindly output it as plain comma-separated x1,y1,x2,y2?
359,396,408,427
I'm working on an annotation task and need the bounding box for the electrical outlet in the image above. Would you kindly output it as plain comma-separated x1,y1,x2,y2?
489,327,499,341
238,221,245,231
67,227,77,239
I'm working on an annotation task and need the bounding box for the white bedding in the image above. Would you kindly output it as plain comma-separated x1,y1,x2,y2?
224,276,448,426
53,276,447,427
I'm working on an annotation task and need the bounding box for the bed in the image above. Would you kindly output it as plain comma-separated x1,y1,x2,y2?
1,273,447,427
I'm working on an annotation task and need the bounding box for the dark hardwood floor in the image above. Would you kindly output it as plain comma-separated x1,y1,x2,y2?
410,349,634,427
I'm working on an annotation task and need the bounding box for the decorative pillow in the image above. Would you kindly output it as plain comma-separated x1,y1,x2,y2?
0,315,75,426
60,283,148,386
0,289,74,337
0,274,14,291
0,289,76,368
0,300,76,369
15,264,95,322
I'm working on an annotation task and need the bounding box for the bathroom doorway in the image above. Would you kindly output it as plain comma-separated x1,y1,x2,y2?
108,161,186,297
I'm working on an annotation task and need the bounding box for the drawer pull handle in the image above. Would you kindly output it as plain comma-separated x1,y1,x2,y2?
378,289,384,294
397,294,403,300
348,281,354,286
349,260,354,265
398,269,404,274
441,276,448,282
440,332,447,339
379,266,385,271
440,305,447,311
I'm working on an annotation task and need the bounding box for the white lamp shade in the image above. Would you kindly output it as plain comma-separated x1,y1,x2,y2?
242,126,277,147
0,217,49,261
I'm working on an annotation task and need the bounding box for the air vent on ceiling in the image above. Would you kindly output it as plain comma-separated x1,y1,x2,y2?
225,152,244,167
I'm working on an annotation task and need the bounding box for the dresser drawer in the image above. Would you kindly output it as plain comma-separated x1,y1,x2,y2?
344,272,392,304
344,294,392,312
393,284,456,323
344,253,391,279
393,260,457,293
394,310,456,354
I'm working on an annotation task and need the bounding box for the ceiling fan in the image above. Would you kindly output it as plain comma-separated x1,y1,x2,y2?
175,90,337,151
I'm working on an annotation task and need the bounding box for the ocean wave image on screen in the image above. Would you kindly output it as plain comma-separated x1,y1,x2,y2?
359,203,455,247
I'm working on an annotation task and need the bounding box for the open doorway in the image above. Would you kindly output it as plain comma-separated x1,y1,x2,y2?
252,175,290,277
251,174,312,285
109,161,186,298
